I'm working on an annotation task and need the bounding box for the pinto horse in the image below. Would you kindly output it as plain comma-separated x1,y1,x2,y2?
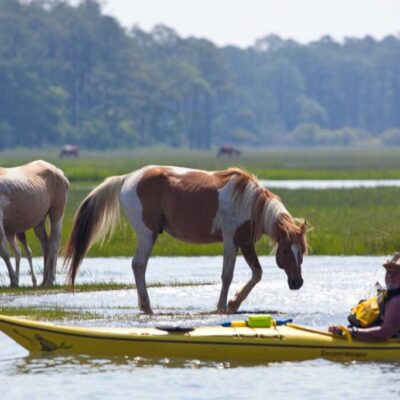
0,160,69,286
64,166,307,314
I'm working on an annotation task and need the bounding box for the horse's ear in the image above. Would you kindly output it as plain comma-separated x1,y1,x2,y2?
301,220,313,234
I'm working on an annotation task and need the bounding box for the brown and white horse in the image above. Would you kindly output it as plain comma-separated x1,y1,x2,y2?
0,160,69,286
64,166,307,314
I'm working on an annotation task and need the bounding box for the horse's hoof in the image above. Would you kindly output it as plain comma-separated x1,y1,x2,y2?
41,281,54,287
227,300,239,314
139,306,153,315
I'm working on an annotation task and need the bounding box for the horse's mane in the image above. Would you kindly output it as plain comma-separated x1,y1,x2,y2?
216,167,264,196
216,167,308,251
217,168,275,240
274,214,308,253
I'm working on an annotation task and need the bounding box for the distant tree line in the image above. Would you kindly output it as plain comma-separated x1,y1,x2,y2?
0,0,400,149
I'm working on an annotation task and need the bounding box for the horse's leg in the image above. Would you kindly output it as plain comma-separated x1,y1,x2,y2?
42,215,62,287
0,226,18,287
18,232,37,287
228,244,263,313
132,230,157,314
34,219,49,270
7,235,20,286
217,239,238,313
42,178,68,286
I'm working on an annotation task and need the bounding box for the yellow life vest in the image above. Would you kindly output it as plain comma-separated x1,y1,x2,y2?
348,294,385,328
347,287,400,328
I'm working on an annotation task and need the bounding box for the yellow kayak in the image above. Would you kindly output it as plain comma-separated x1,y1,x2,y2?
0,314,399,363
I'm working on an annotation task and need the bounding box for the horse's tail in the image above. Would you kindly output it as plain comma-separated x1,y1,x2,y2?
63,175,125,286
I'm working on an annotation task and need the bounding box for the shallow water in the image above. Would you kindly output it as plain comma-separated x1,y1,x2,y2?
0,256,399,399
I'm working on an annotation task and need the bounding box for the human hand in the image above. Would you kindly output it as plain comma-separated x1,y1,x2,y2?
328,325,344,335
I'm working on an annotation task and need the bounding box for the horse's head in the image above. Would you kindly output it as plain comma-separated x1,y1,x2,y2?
275,220,307,290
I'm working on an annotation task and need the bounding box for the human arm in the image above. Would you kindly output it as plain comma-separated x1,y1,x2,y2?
329,297,400,342
352,298,400,341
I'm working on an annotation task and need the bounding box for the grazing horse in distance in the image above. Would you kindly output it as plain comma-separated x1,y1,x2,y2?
64,166,308,314
217,144,241,158
59,145,79,159
0,160,69,286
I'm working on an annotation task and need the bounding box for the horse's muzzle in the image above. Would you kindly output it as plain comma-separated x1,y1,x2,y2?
288,277,303,290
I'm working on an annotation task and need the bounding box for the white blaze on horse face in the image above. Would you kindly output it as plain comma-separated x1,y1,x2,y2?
290,243,301,266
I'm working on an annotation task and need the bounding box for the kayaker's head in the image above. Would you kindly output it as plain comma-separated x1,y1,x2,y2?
275,221,307,290
383,253,400,290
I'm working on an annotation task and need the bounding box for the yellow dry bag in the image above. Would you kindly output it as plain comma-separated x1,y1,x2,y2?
348,286,400,328
347,295,384,328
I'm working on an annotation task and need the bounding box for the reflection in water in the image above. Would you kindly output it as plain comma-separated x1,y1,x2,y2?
12,353,245,375
4,352,400,399
0,256,397,399
18,350,388,375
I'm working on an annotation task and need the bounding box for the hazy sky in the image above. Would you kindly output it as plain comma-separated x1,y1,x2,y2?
93,0,400,47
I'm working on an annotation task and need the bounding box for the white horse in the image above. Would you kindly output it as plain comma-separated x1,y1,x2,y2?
0,160,69,286
7,232,37,286
64,166,307,314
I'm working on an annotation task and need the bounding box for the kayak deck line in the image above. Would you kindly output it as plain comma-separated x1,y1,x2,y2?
287,323,337,337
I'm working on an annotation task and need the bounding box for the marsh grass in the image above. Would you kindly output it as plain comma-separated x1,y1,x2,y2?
0,281,215,295
2,147,400,180
0,306,101,320
279,188,400,255
2,147,400,256
16,185,398,257
0,281,215,320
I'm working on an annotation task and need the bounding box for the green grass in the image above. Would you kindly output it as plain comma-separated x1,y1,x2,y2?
277,188,400,255
0,306,100,320
0,281,215,295
15,185,399,257
2,147,400,180
2,147,400,256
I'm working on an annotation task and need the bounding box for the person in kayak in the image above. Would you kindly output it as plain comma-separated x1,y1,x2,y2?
329,253,400,341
